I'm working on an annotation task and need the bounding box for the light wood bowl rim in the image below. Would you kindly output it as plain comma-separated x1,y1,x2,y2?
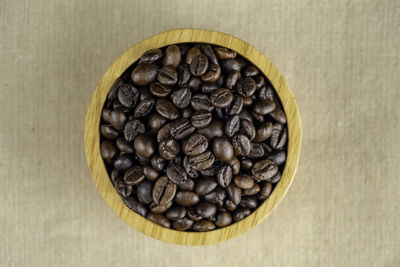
84,29,302,246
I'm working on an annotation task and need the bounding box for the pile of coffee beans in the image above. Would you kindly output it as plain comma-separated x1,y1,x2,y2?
100,43,287,231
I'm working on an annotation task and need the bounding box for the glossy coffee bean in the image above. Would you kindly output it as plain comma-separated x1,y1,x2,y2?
215,212,232,227
240,158,253,171
171,88,191,109
201,44,218,64
224,199,237,211
137,180,153,204
183,156,199,179
270,108,287,124
152,176,177,205
241,183,260,196
212,137,234,162
124,166,145,186
226,183,241,205
101,125,119,139
227,95,244,115
188,151,215,171
102,109,112,122
185,47,202,64
253,122,273,142
216,164,233,188
200,161,222,176
202,83,218,94
107,79,121,101
110,109,127,131
196,178,218,196
159,138,180,160
254,99,276,115
243,66,259,77
252,159,278,181
149,82,171,98
101,140,117,160
115,137,133,153
269,124,287,150
233,207,251,222
133,97,155,118
183,133,208,156
117,83,139,108
232,134,251,156
156,99,180,120
204,187,226,207
188,77,203,92
123,119,145,142
131,63,158,85
221,59,241,73
158,66,178,86
147,212,170,228
192,220,215,231
266,171,282,184
248,143,266,159
110,169,120,185
225,115,240,137
166,164,187,185
236,77,256,97
114,154,133,172
165,206,186,220
148,113,167,132
196,201,217,218
115,179,133,197
134,135,155,158
123,196,147,217
191,94,214,111
210,88,233,108
156,123,172,142
175,191,200,206
178,178,195,191
197,120,224,139
150,201,172,214
190,55,208,76
151,154,166,171
191,110,212,128
140,48,163,64
225,71,241,89
259,182,273,200
173,218,194,231
227,157,241,175
267,151,286,166
254,75,265,89
143,166,159,182
163,45,181,67
233,174,254,189
201,64,221,82
170,118,195,140
214,47,237,60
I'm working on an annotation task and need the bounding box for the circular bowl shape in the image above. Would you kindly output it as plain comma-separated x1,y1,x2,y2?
85,29,301,245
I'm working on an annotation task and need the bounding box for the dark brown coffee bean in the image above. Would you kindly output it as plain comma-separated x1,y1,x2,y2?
114,154,133,172
185,47,202,64
178,178,195,191
183,133,208,156
117,83,139,108
136,180,153,204
269,108,287,124
259,182,273,200
163,45,181,67
151,154,166,171
147,212,170,228
147,113,166,132
196,178,218,196
226,183,241,205
216,164,233,188
201,83,218,94
201,44,218,65
156,123,172,142
135,153,150,165
181,108,192,119
177,64,191,86
212,137,234,162
192,220,215,231
196,201,217,218
115,179,133,197
165,206,186,220
242,183,260,196
239,109,253,123
183,156,199,179
123,119,145,142
254,99,276,115
187,206,202,221
233,207,251,222
210,88,233,108
253,122,273,142
204,187,226,207
190,55,209,76
215,212,232,227
173,218,194,231
175,191,200,206
156,99,180,120
115,137,133,154
197,120,224,139
201,64,221,82
225,71,241,89
214,47,237,60
233,174,254,189
266,171,281,184
123,196,147,216
102,109,112,122
191,94,214,111
188,150,215,171
131,63,158,86
188,77,203,92
252,159,278,181
240,158,253,171
227,95,244,115
100,140,117,160
143,166,159,182
149,82,171,98
101,125,119,139
150,201,172,213
140,48,163,64
133,97,155,118
159,138,180,160
134,135,155,158
191,110,212,128
248,143,266,159
236,77,256,96
221,59,241,73
267,151,286,166
242,96,253,106
166,164,187,185
170,118,195,140
227,157,241,175
109,109,127,131
254,75,265,89
152,176,177,205
124,166,145,186
269,124,287,150
110,169,120,185
108,79,121,101
224,199,237,211
171,88,191,109
240,119,256,143
243,66,259,77
232,134,251,156
225,115,240,137
158,66,178,86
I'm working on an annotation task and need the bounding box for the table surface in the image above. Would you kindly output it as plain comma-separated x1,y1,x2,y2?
1,0,399,266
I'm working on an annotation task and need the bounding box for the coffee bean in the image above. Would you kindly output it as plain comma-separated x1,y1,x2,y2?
178,178,195,191
123,196,147,217
170,118,195,140
191,110,212,128
225,71,241,89
201,83,218,94
254,99,276,115
214,47,237,60
239,197,258,209
236,77,256,96
233,207,251,222
210,88,233,108
158,66,178,86
136,180,153,204
149,82,171,98
182,108,192,119
163,45,181,67
242,96,253,106
243,66,259,77
101,140,117,160
148,113,166,132
266,171,282,184
115,137,133,154
110,109,127,131
248,143,266,159
197,120,224,139
254,75,265,89
240,122,256,146
267,151,286,165
159,138,180,160
188,77,203,91
131,63,158,85
143,166,159,182
226,183,241,205
241,183,260,196
183,133,208,156
173,218,194,231
134,135,155,158
224,199,237,211
201,64,221,82
151,154,166,171
110,169,120,185
114,154,134,172
201,44,218,65
147,212,170,228
227,157,241,175
253,122,273,142
225,115,240,137
196,178,218,196
102,109,112,122
117,83,139,108
165,206,186,220
108,79,121,101
183,156,199,179
191,94,214,111
196,201,217,218
204,187,226,207
156,99,180,120
212,137,234,162
239,109,253,123
171,88,191,109
233,174,254,189
115,179,133,197
101,125,119,139
136,153,150,165
259,182,273,200
221,59,241,73
190,55,208,76
175,191,200,206
232,134,251,156
216,164,233,188
152,176,177,205
252,159,278,181
240,158,253,171
187,207,202,221
123,119,145,142
269,108,287,124
192,220,215,231
133,97,155,118
215,212,232,227
185,47,202,64
166,164,187,185
269,124,287,150
188,150,215,171
124,166,145,186
140,48,163,64
227,95,244,115
156,123,172,142
150,201,172,214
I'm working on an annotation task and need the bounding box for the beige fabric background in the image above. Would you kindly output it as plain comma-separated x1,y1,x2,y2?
1,0,399,266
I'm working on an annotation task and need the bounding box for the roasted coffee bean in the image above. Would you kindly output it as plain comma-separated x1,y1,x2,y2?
266,171,281,184
158,138,180,160
143,166,159,182
150,201,173,213
188,77,203,91
224,199,237,211
221,59,241,73
175,191,200,206
239,109,253,122
177,64,191,85
259,182,273,200
124,166,145,186
201,44,218,65
227,157,241,175
242,96,253,106
248,143,266,159
191,110,212,128
157,123,172,142
140,48,163,64
123,196,147,217
183,133,208,156
149,82,171,98
233,174,254,189
148,113,167,132
240,158,253,171
163,45,181,67
196,178,218,196
158,66,178,86
236,77,256,96
240,197,258,209
196,201,217,218
147,212,170,228
216,164,233,188
185,47,202,64
191,94,214,111
187,207,202,221
131,63,158,85
101,140,117,160
227,95,244,115
183,156,199,179
116,137,133,153
117,83,139,108
253,122,273,142
252,159,278,181
166,164,187,185
110,169,120,185
269,108,287,124
153,176,177,205
192,220,215,231
101,125,119,139
226,183,241,205
190,55,208,76
123,119,145,142
134,135,155,158
115,178,133,197
242,183,260,196
173,218,194,231
133,97,155,118
212,137,234,162
182,108,192,119
225,115,240,137
267,151,286,166
114,154,134,172
165,206,186,220
254,99,276,115
210,88,233,108
102,109,112,122
233,207,251,222
215,212,232,227
156,99,180,120
151,154,166,171
107,79,121,101
199,161,222,176
269,124,287,150
197,120,224,139
170,118,195,140
109,109,127,131
243,66,259,77
254,75,265,89
137,180,153,204
232,134,251,156
201,64,221,82
201,83,218,94
171,88,191,109
225,71,241,89
204,187,226,207
188,151,215,171
214,47,237,60
178,178,195,191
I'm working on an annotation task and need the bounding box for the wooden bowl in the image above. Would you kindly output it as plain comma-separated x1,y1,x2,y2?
85,29,301,245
